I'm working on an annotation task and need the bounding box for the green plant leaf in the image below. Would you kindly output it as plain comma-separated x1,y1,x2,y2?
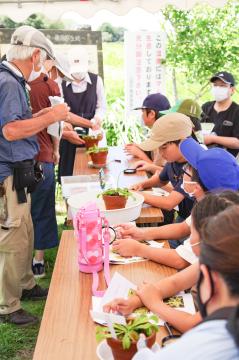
122,334,131,350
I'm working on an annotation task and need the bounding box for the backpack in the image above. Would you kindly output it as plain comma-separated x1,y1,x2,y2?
73,202,111,297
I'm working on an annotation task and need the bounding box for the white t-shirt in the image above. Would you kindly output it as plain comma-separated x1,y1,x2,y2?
175,216,198,265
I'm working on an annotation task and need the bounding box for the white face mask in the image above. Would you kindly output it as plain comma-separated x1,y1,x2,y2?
72,72,87,81
28,63,42,82
211,86,230,102
181,182,196,198
54,76,63,86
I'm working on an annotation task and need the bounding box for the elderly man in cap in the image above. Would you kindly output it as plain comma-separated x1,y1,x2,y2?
58,46,107,179
0,25,69,325
202,71,239,157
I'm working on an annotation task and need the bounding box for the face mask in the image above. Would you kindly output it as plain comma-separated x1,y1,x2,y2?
28,62,42,82
72,72,87,81
211,86,230,102
196,267,214,319
54,76,63,86
181,182,196,198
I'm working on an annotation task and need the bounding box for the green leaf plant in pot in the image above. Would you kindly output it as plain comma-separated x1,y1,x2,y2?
87,145,108,167
97,187,134,210
96,315,159,360
82,133,103,149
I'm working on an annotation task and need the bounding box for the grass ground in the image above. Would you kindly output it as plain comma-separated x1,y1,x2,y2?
0,208,67,360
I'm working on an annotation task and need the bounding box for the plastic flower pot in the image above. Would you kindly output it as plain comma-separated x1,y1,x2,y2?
106,331,156,360
102,194,127,210
82,136,100,149
90,150,108,167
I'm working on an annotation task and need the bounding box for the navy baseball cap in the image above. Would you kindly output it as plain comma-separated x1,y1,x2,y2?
180,137,239,191
210,71,235,86
134,93,170,112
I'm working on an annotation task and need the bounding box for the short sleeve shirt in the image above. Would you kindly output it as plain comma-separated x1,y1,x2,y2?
0,63,39,182
159,162,195,219
202,101,239,157
133,319,239,360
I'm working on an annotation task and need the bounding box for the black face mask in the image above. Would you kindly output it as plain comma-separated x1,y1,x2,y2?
196,266,215,319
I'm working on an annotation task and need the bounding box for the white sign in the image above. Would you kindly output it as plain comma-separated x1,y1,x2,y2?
124,31,166,114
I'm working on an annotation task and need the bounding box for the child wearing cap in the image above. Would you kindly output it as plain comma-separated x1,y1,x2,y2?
130,113,195,235
202,71,239,157
134,99,203,173
124,93,170,168
114,138,239,265
105,191,239,336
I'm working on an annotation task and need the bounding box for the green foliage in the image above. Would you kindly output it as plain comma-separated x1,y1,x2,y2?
98,22,126,42
0,13,64,29
162,1,239,86
96,316,158,350
96,315,158,350
97,187,133,198
87,145,108,154
103,98,146,146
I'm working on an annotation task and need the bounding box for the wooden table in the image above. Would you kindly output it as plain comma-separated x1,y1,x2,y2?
73,147,164,224
33,231,176,360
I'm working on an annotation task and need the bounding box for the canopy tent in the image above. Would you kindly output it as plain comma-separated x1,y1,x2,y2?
0,0,229,22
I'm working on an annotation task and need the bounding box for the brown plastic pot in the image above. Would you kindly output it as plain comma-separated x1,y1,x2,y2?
83,137,100,149
103,194,127,210
107,331,156,360
90,150,108,166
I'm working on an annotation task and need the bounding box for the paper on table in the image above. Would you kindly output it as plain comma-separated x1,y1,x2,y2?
47,96,64,138
90,272,134,325
109,241,164,264
91,272,195,326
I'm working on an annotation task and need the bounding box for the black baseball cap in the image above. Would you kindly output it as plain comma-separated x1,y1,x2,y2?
134,93,170,112
210,71,235,86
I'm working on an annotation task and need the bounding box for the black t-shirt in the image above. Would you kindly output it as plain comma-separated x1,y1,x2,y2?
201,101,239,157
159,162,195,219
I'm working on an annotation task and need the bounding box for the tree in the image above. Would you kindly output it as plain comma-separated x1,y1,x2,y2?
162,1,239,98
98,22,125,42
0,13,64,30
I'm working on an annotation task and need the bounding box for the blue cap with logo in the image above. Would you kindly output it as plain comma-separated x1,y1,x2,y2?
134,93,170,112
180,137,239,191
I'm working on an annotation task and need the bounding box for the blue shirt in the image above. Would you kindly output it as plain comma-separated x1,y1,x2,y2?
0,63,39,182
133,320,239,360
159,162,194,219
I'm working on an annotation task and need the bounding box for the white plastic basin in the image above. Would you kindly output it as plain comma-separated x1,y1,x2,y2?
67,190,144,225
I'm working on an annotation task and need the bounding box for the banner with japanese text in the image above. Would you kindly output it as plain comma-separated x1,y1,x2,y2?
124,31,166,114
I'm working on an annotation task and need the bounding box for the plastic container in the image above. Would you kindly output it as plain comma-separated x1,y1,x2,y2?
67,190,144,225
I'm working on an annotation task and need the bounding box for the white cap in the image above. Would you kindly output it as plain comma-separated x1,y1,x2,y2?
68,46,89,74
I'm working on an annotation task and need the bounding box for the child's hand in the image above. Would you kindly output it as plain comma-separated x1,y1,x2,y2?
129,182,145,191
115,223,145,241
103,296,142,315
112,238,142,257
124,144,143,158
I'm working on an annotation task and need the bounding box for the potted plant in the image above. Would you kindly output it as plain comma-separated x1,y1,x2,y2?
87,146,108,167
82,133,103,149
96,315,158,360
97,188,134,210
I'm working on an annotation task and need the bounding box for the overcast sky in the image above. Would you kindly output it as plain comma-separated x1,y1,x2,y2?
62,8,162,31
